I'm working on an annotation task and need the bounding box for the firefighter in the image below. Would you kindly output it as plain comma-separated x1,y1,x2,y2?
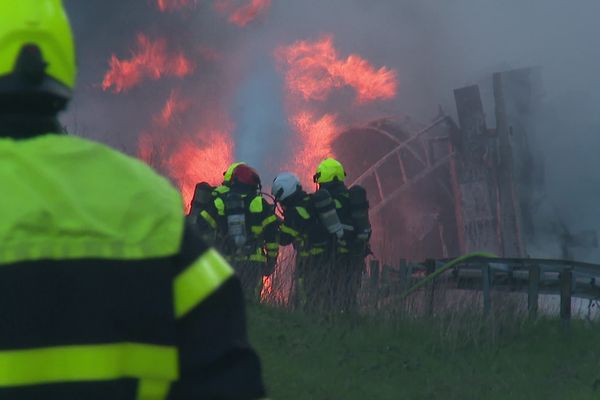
187,181,216,243
215,164,279,300
193,162,245,246
313,158,372,313
189,182,214,218
0,2,265,399
272,172,331,311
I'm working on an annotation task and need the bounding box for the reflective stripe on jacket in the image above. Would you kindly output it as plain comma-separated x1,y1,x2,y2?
279,196,329,257
206,188,279,264
0,135,265,399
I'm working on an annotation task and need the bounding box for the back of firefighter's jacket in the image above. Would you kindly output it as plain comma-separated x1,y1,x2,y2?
280,194,330,258
194,184,229,241
0,134,265,399
213,190,279,264
320,181,370,255
187,183,218,243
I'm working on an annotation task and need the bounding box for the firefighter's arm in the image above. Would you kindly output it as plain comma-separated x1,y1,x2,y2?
278,221,299,247
197,208,217,232
279,209,303,247
349,185,372,241
170,222,266,399
197,196,223,235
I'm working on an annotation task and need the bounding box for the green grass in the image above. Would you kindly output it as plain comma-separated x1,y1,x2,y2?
247,305,600,400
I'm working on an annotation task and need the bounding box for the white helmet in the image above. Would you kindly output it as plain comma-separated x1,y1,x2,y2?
272,172,301,202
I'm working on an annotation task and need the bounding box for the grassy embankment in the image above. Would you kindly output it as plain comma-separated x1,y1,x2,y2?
248,304,600,400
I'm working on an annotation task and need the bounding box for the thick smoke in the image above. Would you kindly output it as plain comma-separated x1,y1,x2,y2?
63,0,600,261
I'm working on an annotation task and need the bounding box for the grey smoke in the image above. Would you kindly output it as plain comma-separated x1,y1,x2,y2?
63,0,600,261
232,65,288,175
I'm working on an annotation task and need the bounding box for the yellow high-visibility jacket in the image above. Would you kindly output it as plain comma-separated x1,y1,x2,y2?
278,193,330,258
201,189,279,265
0,134,265,400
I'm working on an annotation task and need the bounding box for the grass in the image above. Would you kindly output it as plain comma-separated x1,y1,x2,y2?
247,304,600,400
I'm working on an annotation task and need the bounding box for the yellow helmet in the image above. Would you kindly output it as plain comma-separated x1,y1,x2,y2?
0,0,76,110
223,162,246,184
314,158,346,184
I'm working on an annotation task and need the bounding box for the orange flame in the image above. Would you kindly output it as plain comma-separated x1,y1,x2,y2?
157,0,196,12
289,110,340,186
261,275,288,304
139,93,235,211
154,90,190,128
102,34,195,93
215,0,272,27
276,34,398,186
166,130,235,208
277,35,398,103
261,276,274,299
260,246,296,305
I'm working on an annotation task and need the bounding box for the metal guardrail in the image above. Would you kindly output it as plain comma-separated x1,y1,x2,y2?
368,255,600,325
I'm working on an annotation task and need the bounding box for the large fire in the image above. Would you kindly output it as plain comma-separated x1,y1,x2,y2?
101,3,399,304
277,35,398,103
102,34,194,93
143,90,234,209
277,35,398,185
103,9,397,199
166,130,235,208
288,110,340,186
101,29,233,209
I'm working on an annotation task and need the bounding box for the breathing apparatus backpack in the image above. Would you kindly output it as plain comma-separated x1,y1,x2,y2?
188,182,215,222
312,188,344,240
224,191,248,252
348,185,371,241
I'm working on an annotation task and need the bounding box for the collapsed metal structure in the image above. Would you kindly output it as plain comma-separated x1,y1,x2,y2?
332,67,574,263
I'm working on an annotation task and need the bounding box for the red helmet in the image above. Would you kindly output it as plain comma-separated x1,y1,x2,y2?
231,164,261,188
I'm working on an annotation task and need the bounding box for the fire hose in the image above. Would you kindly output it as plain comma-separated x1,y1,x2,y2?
398,252,497,300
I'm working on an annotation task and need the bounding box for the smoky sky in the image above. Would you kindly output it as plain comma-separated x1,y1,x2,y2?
63,0,600,260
